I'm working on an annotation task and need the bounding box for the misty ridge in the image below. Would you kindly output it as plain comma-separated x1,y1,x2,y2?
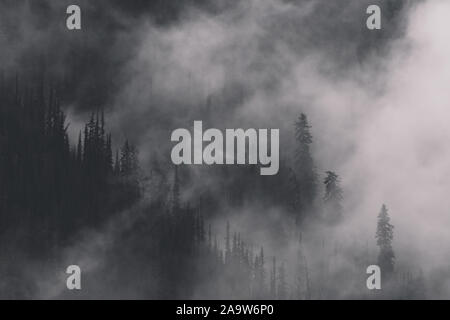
1,0,450,300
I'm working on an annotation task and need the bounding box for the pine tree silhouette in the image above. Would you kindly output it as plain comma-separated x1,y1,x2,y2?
293,113,317,222
376,204,395,276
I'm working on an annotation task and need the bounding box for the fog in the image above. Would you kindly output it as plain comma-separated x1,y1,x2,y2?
2,0,450,298
105,0,450,297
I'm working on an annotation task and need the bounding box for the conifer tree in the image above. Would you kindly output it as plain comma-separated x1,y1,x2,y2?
225,221,231,263
270,257,277,298
295,233,311,299
277,262,287,299
376,204,395,276
294,113,317,221
253,247,266,298
323,171,343,223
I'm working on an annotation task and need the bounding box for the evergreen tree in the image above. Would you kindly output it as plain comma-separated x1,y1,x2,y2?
294,113,317,222
120,139,139,176
277,262,287,299
253,247,266,298
270,257,277,298
287,168,300,212
225,221,231,263
323,171,343,223
376,204,395,276
295,233,311,299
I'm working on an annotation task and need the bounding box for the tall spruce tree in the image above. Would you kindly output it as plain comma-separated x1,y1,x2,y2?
295,233,311,299
323,171,343,223
253,247,266,299
376,204,395,276
294,113,317,222
277,262,287,299
270,257,277,298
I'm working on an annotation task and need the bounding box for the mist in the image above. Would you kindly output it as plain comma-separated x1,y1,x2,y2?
104,0,450,298
2,0,450,299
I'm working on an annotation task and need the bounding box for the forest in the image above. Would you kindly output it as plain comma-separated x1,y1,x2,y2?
0,68,426,299
1,0,444,300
